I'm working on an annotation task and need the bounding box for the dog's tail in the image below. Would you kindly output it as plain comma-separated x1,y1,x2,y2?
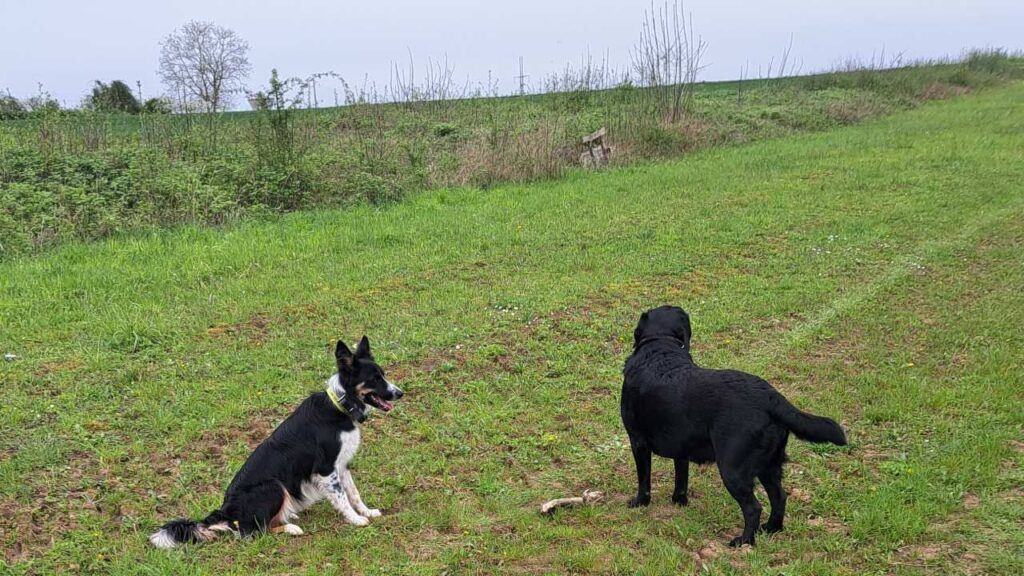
149,509,234,549
770,394,847,446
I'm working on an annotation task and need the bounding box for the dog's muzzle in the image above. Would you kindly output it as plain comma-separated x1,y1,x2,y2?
385,380,404,401
365,380,403,412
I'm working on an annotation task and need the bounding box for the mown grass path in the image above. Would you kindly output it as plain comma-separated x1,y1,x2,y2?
2,84,1022,575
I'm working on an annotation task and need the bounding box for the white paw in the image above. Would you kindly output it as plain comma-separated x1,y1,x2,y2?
364,509,382,518
282,524,304,536
347,515,370,527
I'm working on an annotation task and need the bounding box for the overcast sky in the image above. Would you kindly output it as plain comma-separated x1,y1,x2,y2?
1,1,1020,108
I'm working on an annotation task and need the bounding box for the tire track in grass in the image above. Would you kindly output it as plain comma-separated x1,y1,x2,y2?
752,195,1024,365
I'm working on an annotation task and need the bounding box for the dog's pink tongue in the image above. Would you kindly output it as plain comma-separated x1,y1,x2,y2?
381,400,394,411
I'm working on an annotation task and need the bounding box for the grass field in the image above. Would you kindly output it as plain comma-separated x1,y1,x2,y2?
2,82,1023,575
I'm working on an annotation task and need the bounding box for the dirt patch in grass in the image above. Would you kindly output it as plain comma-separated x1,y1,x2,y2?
206,313,273,344
192,406,292,465
895,542,953,565
1,497,39,564
807,515,849,534
691,538,752,574
32,355,83,378
0,448,120,563
961,492,981,510
787,487,812,503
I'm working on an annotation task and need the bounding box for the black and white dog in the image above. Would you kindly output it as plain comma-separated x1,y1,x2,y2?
150,336,403,548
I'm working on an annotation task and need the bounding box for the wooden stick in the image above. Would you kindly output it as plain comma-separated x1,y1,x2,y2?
540,489,604,514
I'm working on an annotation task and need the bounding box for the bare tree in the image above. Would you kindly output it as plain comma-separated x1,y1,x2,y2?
630,1,709,122
158,21,251,113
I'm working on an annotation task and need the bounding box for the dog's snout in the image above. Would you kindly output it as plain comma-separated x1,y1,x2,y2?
385,380,404,400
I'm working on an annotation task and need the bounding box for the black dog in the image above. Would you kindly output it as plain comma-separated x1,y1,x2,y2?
150,336,403,548
620,306,846,546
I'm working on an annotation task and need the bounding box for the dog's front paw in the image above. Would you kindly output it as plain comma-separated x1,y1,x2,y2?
671,492,689,506
627,496,650,508
346,515,370,527
758,521,783,534
364,509,382,519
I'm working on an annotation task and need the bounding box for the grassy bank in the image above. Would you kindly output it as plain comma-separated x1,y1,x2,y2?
1,81,1022,574
2,50,1022,259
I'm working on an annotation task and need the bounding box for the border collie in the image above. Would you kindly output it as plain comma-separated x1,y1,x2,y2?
621,306,847,547
150,336,403,549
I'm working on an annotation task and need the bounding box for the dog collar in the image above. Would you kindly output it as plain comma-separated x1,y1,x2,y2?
325,381,366,422
326,384,368,423
326,385,348,413
634,335,686,351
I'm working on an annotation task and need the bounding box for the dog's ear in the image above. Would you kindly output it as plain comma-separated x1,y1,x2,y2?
355,335,371,358
633,311,649,343
335,339,354,369
680,310,692,348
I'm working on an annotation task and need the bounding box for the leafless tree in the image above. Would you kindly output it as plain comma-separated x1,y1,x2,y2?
158,21,251,113
630,1,709,122
386,51,469,106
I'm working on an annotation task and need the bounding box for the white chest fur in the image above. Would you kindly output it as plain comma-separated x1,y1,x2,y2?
335,426,361,470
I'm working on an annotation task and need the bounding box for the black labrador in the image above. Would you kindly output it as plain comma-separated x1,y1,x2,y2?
620,306,847,546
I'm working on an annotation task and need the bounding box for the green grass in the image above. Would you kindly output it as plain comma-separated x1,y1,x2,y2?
2,82,1023,575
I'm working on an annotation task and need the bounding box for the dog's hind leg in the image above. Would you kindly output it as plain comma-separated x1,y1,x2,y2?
627,436,652,508
672,457,690,506
758,465,786,534
223,482,286,537
267,486,306,536
717,460,762,547
341,468,381,519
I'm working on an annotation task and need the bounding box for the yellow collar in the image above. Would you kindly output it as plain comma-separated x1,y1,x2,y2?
326,386,350,416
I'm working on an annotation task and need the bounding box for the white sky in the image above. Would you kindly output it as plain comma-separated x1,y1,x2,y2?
1,0,1020,108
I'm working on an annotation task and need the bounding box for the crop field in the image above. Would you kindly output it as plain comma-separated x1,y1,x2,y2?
1,82,1023,574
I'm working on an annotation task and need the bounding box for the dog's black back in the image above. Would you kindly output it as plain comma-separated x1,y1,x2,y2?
218,393,355,528
621,306,846,547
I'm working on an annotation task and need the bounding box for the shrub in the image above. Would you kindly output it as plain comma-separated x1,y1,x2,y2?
432,122,458,138
87,80,141,114
0,94,25,120
142,98,172,114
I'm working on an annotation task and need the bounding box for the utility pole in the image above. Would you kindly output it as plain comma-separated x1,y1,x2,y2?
136,80,143,103
515,57,530,96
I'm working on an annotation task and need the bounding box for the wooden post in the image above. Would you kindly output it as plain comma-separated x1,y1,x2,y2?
580,127,610,168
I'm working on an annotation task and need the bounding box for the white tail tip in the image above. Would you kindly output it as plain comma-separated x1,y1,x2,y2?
149,529,179,549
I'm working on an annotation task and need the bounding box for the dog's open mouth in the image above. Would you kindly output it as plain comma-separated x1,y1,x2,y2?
364,394,394,412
